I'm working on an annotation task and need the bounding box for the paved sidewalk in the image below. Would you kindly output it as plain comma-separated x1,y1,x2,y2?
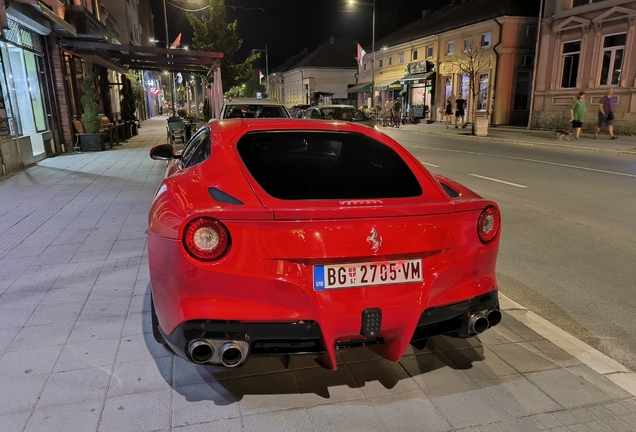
392,121,636,157
1,116,636,432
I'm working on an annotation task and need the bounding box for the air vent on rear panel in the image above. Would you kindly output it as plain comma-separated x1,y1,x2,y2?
208,187,244,205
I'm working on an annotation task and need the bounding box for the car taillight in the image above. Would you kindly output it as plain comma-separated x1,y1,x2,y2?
183,218,230,261
477,206,500,244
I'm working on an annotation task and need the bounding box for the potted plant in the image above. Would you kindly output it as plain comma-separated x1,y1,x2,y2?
79,60,104,151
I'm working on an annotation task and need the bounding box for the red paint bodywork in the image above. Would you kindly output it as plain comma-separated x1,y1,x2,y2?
148,119,500,370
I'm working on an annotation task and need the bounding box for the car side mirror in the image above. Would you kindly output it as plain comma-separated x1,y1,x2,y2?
150,143,177,160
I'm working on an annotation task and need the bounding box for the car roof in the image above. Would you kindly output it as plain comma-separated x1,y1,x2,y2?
224,98,284,106
311,105,359,109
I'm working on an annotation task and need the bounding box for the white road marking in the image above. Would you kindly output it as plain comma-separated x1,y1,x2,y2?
419,161,439,168
469,174,527,188
410,146,636,178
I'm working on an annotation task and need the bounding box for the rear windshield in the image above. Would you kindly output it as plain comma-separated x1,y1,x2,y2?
237,131,422,200
224,104,290,119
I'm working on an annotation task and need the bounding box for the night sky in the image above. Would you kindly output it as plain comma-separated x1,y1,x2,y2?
153,0,450,71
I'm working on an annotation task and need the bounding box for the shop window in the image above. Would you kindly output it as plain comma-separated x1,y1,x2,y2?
480,33,491,48
560,40,580,88
514,72,530,110
599,33,625,86
478,73,488,111
461,75,470,99
426,46,433,58
412,50,418,61
447,41,454,55
444,77,452,101
24,52,47,132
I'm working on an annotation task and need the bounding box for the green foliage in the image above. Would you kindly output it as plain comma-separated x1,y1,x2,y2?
187,0,260,93
80,60,101,134
178,108,188,117
227,74,267,99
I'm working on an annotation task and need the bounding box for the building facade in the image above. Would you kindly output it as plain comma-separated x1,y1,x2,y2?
270,38,357,108
531,0,636,134
351,0,539,126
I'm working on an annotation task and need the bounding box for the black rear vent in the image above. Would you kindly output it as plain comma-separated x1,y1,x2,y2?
439,182,460,198
208,187,244,205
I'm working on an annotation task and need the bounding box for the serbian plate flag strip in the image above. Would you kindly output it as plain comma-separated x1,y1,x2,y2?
357,43,367,66
170,33,182,49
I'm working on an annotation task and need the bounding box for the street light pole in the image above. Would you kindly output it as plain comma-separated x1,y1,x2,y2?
162,0,176,116
349,0,376,107
371,0,375,108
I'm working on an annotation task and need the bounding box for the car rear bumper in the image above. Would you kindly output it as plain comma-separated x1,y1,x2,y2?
158,291,500,369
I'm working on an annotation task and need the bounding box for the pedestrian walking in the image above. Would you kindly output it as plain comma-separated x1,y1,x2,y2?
392,97,402,127
445,98,453,129
384,98,393,126
570,91,586,140
595,88,617,140
455,94,466,128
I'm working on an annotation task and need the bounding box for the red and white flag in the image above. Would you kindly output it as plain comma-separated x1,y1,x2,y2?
357,43,367,66
258,71,265,81
170,33,182,49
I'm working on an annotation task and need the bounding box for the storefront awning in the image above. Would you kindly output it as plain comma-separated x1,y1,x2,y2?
347,82,372,93
58,39,224,74
399,71,435,84
374,78,402,90
38,2,76,36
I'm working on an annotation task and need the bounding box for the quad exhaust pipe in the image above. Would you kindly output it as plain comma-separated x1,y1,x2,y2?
187,339,249,367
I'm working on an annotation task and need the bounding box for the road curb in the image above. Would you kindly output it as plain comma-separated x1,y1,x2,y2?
499,293,636,397
395,127,636,158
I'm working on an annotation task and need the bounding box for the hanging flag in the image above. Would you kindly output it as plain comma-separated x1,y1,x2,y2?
357,43,367,66
170,33,182,49
176,72,183,84
258,71,265,82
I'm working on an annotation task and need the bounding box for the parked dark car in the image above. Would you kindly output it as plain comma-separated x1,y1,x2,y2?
303,105,376,127
289,104,310,118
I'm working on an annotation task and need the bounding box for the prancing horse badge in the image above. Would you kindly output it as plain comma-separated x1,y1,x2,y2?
366,228,383,254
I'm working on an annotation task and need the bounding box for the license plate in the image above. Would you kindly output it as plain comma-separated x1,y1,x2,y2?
313,259,422,290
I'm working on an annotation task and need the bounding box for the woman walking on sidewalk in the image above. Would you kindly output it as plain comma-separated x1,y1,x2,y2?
595,88,617,140
570,91,586,140
445,98,453,129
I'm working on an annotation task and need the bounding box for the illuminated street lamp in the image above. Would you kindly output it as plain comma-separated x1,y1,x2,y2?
348,0,375,105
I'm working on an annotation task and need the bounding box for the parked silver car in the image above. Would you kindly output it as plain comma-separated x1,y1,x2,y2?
219,98,291,119
303,105,375,127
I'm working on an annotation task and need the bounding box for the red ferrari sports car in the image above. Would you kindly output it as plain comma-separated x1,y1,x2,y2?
148,119,501,370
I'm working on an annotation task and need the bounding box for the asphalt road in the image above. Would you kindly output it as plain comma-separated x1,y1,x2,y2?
383,129,636,371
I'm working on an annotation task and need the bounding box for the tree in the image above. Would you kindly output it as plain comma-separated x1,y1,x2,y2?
187,0,259,93
81,60,101,134
450,36,493,135
226,74,267,99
